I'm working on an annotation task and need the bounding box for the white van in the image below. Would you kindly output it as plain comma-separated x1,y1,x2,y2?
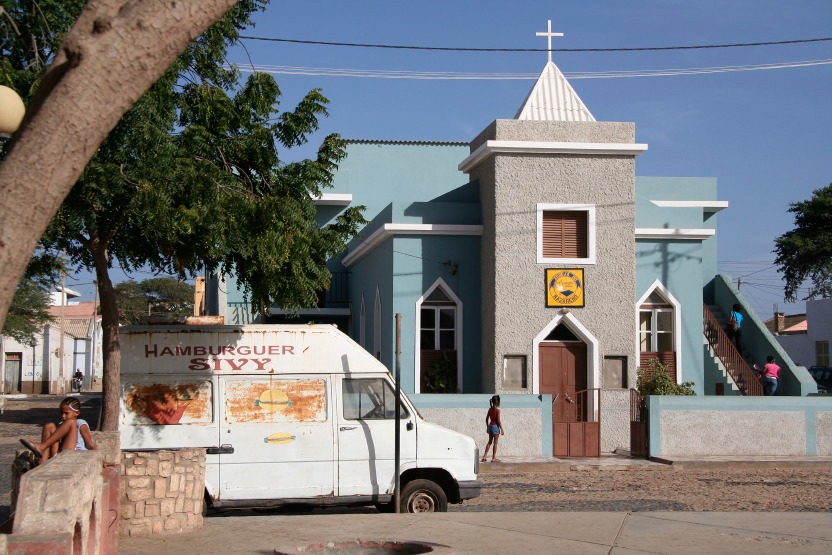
119,324,481,512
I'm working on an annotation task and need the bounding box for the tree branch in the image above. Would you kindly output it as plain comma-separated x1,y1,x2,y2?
0,0,239,332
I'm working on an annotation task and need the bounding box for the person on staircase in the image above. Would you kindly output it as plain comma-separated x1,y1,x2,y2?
726,304,743,353
760,355,781,396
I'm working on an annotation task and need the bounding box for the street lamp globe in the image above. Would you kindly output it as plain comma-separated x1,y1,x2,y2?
0,85,25,137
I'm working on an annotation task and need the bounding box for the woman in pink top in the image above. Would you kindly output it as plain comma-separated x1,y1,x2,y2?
762,355,781,396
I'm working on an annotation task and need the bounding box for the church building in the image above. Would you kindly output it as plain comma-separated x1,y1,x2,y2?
210,23,810,456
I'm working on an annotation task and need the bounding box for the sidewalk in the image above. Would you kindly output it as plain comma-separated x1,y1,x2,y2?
119,511,832,554
477,452,832,473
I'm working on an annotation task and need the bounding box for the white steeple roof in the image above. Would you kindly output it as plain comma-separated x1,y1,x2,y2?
515,61,595,122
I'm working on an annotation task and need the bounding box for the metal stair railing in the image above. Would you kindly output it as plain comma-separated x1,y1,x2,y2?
703,303,763,396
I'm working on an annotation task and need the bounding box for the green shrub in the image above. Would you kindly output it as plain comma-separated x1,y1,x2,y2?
637,359,696,396
425,357,457,393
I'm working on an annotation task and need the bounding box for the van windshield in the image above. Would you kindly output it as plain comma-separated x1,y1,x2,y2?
342,378,410,420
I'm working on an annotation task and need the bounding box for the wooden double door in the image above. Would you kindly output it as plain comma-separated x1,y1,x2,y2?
539,341,600,457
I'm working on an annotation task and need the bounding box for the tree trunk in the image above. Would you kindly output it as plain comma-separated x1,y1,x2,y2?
90,241,121,431
0,0,238,333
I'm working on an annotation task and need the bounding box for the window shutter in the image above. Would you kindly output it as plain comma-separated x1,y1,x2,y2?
542,211,587,258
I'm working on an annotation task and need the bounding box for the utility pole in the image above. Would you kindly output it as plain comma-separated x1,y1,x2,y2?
737,278,743,292
58,250,66,394
394,313,402,513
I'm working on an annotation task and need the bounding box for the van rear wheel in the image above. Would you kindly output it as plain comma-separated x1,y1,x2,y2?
400,479,448,513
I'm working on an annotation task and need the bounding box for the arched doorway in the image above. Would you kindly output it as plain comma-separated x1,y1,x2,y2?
536,320,600,457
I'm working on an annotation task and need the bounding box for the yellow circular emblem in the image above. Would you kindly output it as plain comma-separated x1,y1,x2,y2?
548,271,583,306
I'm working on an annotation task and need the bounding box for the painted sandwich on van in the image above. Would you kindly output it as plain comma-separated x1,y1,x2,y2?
119,323,482,513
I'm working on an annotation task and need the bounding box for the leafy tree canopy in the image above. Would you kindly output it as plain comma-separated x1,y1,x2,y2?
2,0,365,429
114,278,195,325
774,183,832,301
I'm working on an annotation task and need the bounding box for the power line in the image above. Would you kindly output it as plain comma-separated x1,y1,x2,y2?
239,35,832,53
235,58,832,80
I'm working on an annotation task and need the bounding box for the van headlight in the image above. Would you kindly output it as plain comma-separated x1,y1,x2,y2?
474,448,479,473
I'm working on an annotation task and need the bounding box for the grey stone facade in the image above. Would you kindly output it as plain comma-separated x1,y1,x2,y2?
469,120,639,396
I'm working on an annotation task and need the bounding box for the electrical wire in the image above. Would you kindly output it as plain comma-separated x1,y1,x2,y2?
234,58,832,80
238,35,832,52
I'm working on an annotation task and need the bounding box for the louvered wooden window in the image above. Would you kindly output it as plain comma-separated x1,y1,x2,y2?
542,211,588,259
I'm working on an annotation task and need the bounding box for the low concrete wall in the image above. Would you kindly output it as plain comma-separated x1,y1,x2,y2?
412,394,552,456
413,391,633,456
648,396,832,457
120,449,206,537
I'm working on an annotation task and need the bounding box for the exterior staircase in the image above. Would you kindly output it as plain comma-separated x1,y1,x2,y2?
703,304,763,396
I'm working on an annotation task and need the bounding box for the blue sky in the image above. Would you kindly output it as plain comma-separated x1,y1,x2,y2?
67,0,832,320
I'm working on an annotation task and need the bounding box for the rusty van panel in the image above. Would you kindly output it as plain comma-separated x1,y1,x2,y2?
123,381,213,426
224,379,326,424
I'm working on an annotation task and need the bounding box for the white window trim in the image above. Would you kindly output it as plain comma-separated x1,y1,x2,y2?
532,312,600,395
359,296,366,348
374,288,382,359
635,279,683,384
536,203,596,265
414,277,464,393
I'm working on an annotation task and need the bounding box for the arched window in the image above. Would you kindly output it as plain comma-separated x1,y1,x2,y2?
415,278,463,393
359,296,366,348
373,289,382,360
636,280,682,383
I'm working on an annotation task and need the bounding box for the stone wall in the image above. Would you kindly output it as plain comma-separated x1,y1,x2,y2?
120,449,206,537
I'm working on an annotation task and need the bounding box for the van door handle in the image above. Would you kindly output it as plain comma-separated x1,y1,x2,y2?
206,444,234,455
340,426,357,431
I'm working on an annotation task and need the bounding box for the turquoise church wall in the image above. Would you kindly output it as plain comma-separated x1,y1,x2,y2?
328,141,471,222
335,142,483,393
391,235,482,394
635,177,719,395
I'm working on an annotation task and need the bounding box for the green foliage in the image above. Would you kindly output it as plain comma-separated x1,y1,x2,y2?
2,254,63,345
637,360,696,396
2,0,365,316
774,183,832,301
424,357,458,394
0,0,86,93
114,278,195,325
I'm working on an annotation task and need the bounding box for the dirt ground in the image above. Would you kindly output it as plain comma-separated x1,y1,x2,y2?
3,396,832,517
455,469,832,512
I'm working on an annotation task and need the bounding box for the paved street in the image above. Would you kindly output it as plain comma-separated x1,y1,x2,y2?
2,393,832,554
3,395,832,518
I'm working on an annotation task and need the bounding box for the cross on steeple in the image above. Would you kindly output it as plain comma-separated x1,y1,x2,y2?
536,19,564,64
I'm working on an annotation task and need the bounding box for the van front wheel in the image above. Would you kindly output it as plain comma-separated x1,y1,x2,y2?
400,479,448,513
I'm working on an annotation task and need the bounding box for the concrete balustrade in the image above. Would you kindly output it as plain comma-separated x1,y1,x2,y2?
6,450,117,554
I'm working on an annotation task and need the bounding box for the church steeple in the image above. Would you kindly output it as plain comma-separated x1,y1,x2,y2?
514,20,595,122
